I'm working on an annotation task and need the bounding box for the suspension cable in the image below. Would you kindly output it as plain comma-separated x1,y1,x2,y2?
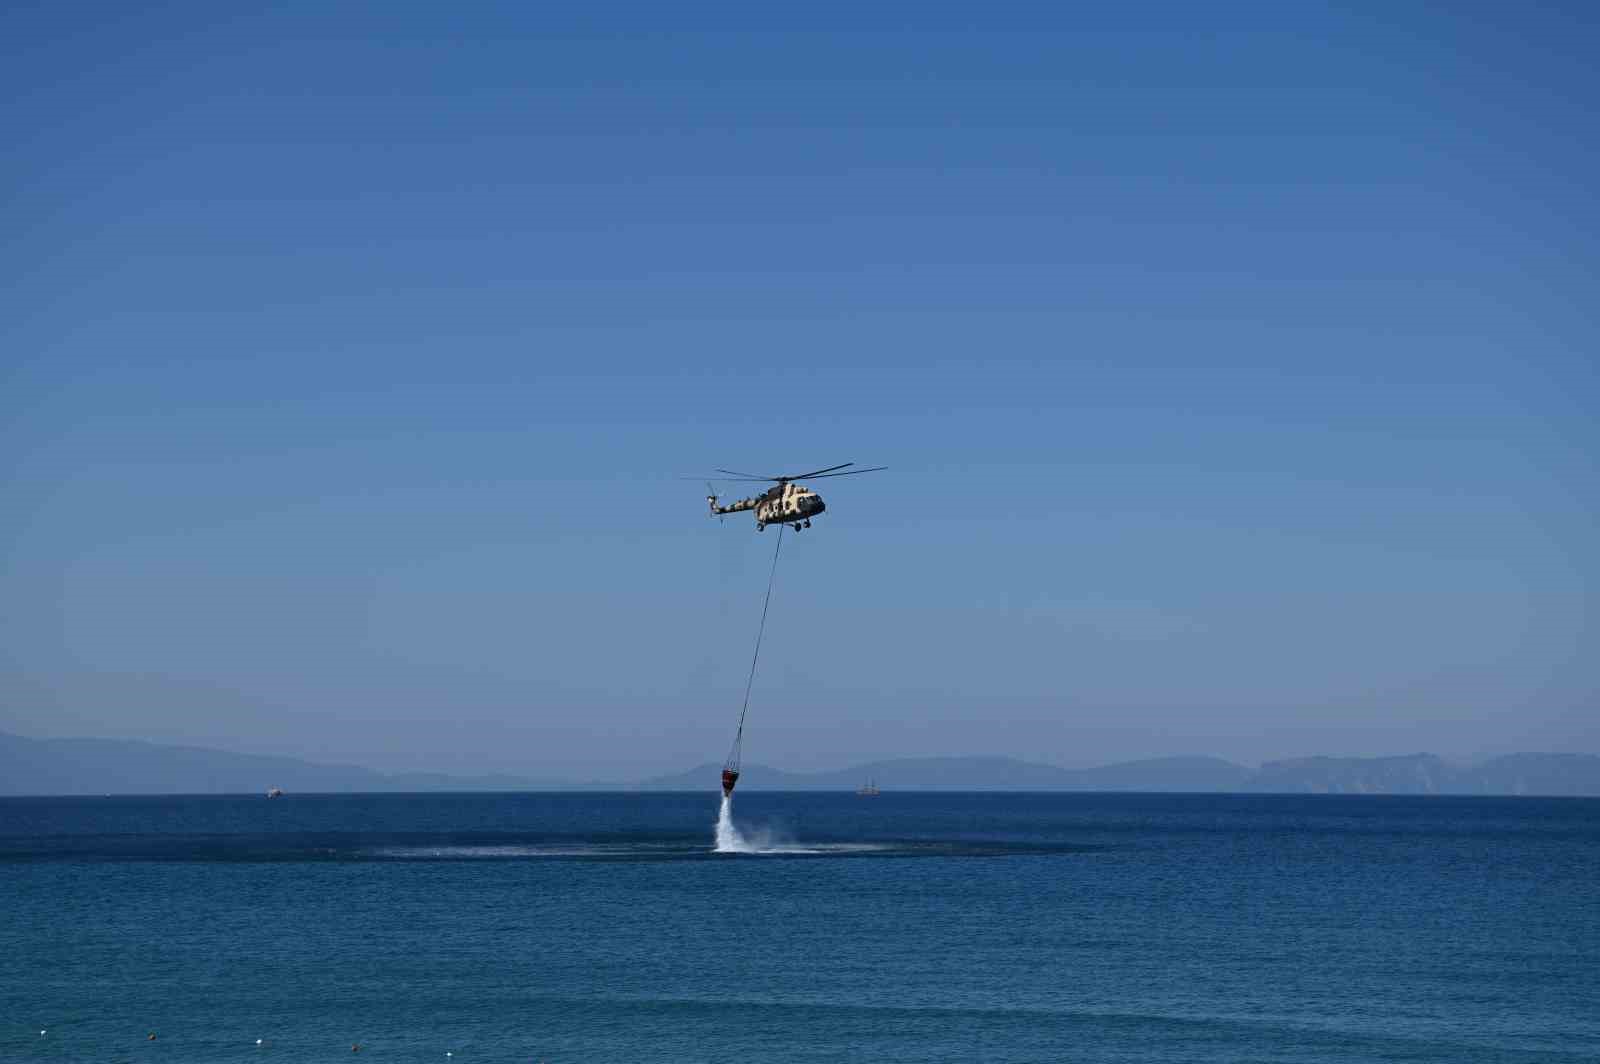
727,522,785,768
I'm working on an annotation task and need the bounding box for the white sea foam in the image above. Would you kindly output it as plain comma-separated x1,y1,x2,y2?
714,795,884,854
713,793,802,852
372,844,668,859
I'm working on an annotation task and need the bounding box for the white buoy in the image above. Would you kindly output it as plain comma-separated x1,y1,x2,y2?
40,1030,46,1036
257,1038,264,1045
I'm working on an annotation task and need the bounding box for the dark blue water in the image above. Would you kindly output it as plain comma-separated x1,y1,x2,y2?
2,793,1597,1062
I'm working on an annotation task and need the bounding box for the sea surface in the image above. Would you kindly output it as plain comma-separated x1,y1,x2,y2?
2,792,1597,1062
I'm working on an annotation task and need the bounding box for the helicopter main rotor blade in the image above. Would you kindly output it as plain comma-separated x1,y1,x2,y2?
700,462,885,483
799,466,888,479
786,462,854,480
680,475,772,482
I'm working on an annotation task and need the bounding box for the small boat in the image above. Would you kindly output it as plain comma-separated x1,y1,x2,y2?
856,779,880,797
266,787,284,799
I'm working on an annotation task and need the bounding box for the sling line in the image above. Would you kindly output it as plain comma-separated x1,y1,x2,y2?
726,522,785,769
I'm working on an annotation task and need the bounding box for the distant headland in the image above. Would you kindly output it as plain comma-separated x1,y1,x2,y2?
2,731,1596,797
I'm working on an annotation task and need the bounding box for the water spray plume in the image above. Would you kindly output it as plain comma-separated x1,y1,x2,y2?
715,793,748,853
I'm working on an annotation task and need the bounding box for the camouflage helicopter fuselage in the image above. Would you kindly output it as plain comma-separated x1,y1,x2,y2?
709,481,826,531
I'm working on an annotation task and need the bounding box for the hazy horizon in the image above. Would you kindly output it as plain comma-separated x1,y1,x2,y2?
4,5,1596,779
2,725,1590,783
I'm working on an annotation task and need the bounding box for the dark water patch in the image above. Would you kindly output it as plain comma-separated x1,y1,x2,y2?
2,793,1596,1062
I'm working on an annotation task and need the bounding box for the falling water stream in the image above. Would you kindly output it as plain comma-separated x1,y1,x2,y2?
713,794,747,852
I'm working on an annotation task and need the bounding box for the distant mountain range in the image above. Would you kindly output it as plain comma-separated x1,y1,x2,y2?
1245,753,1600,796
2,732,1597,796
633,755,1255,793
0,732,565,796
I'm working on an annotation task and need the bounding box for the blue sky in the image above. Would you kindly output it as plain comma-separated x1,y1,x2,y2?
2,3,1595,777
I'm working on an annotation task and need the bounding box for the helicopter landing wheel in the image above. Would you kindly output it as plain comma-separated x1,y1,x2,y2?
803,520,811,528
756,523,765,531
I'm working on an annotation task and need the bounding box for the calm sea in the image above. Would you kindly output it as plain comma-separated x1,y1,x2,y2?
2,792,1596,1062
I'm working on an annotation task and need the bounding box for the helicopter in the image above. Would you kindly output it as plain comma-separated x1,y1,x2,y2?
700,462,887,532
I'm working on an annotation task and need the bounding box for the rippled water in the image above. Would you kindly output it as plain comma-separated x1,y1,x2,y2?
2,792,1597,1061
